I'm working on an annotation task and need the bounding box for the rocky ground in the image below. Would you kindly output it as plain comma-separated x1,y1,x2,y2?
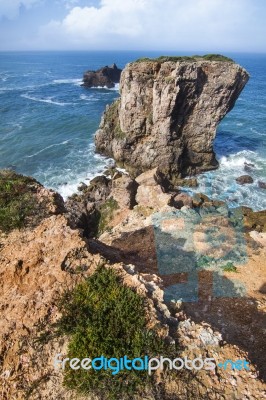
0,167,265,399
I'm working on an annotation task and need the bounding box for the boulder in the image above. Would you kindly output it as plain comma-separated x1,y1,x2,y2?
192,193,211,208
236,175,254,185
241,208,266,232
111,175,138,209
135,169,173,210
173,193,193,209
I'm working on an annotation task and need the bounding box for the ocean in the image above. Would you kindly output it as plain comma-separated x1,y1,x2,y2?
0,51,265,210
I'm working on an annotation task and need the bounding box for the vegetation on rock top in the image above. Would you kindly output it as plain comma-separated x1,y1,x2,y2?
134,54,235,64
0,169,64,233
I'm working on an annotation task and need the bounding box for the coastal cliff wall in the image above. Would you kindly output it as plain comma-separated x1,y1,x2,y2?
95,57,249,181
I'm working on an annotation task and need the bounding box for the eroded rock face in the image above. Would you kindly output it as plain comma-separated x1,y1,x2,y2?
95,59,249,181
82,63,122,88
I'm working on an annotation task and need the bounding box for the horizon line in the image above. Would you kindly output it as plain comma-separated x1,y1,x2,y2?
1,49,266,55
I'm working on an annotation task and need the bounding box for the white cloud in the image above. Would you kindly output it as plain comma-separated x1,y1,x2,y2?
0,0,40,19
3,0,263,51
41,0,148,44
37,0,264,51
57,0,81,10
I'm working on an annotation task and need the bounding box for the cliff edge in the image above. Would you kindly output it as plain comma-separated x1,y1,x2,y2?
95,55,249,181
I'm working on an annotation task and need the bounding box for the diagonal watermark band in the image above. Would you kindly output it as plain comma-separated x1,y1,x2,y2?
152,204,247,302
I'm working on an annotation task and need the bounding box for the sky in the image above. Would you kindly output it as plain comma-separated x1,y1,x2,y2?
0,0,265,52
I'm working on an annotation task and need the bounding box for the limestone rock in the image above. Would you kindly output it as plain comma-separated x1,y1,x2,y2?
174,178,198,188
95,57,249,180
241,207,266,232
135,169,173,210
111,174,138,209
66,175,111,236
0,214,103,400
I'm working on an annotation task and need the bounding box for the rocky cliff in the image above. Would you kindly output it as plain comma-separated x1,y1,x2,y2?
95,56,249,181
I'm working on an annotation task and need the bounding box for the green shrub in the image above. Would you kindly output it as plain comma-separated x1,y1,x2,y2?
134,57,153,63
221,262,238,272
56,266,174,399
0,170,38,232
202,54,234,62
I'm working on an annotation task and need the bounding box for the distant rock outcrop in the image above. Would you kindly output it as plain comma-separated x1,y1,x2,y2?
82,63,122,88
95,56,249,182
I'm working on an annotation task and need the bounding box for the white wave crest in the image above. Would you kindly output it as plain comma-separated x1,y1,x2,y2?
25,140,71,158
89,83,120,91
21,93,71,106
53,78,83,86
250,127,265,136
79,94,99,102
219,151,259,169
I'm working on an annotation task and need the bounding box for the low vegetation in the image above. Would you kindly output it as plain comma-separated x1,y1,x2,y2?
221,262,238,272
135,54,234,64
97,197,119,235
56,265,175,399
0,170,38,232
105,99,126,139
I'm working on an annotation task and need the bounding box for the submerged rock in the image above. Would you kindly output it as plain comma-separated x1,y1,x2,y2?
258,181,266,189
236,175,254,185
82,63,122,88
95,56,249,181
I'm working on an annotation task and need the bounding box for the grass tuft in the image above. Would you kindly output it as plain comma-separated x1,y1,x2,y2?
56,265,175,399
221,262,238,272
0,170,38,232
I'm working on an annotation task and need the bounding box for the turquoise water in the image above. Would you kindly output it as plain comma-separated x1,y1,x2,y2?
0,51,265,209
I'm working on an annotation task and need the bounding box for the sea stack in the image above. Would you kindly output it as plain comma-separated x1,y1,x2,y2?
95,55,249,182
82,63,122,88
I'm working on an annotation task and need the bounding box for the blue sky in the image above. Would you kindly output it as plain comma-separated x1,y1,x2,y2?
0,0,265,52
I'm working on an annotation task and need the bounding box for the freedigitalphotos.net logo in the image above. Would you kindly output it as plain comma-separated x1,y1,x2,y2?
54,354,249,375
